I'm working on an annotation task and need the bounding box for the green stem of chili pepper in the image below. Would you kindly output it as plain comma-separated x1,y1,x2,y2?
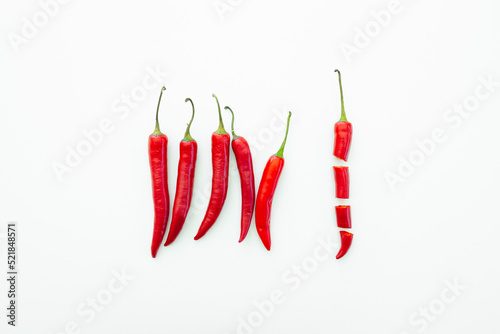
275,112,292,158
224,106,240,140
334,69,348,123
212,93,227,135
152,86,166,136
183,98,195,142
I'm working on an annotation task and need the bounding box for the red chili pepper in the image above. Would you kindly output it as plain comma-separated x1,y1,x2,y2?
194,94,230,240
255,112,292,251
224,106,256,243
148,86,169,258
333,166,349,199
333,69,353,161
164,98,197,246
336,231,353,259
335,205,351,229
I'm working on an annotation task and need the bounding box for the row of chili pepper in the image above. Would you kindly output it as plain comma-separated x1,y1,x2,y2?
333,70,353,260
148,89,292,258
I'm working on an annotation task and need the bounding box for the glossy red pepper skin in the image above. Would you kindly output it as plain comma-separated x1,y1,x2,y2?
256,112,292,251
225,106,256,243
232,136,256,242
149,87,169,258
335,205,351,229
165,141,197,245
336,231,353,259
194,94,230,240
194,133,230,240
333,166,349,199
165,99,197,246
334,122,352,161
256,155,284,250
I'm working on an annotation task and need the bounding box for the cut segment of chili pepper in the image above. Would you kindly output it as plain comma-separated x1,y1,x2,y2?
255,112,292,251
164,98,198,246
224,106,256,243
336,231,353,259
333,69,353,162
335,205,351,229
148,86,169,258
194,94,230,240
333,166,349,199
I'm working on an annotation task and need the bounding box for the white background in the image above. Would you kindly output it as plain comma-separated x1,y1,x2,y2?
1,0,500,333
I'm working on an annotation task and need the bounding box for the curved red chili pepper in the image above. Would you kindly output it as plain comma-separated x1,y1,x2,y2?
148,86,169,258
335,205,351,229
336,231,353,259
194,94,230,240
224,106,256,243
333,166,349,199
255,112,292,251
333,69,353,161
164,98,197,246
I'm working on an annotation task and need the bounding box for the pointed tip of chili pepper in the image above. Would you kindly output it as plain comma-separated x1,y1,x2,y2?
151,248,158,258
193,232,203,240
257,229,271,250
335,231,353,259
238,231,248,243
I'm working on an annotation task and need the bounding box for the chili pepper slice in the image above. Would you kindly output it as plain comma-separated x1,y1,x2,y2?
335,205,351,229
148,86,169,258
336,231,353,259
333,69,353,162
224,106,256,243
164,98,198,246
255,112,292,251
333,166,349,199
194,94,230,240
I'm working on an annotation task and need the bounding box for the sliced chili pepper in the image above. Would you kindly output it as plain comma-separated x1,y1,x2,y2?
148,86,169,258
335,205,351,229
333,166,349,199
194,94,230,240
164,98,197,246
333,69,353,161
224,106,256,243
336,231,353,259
255,112,292,251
